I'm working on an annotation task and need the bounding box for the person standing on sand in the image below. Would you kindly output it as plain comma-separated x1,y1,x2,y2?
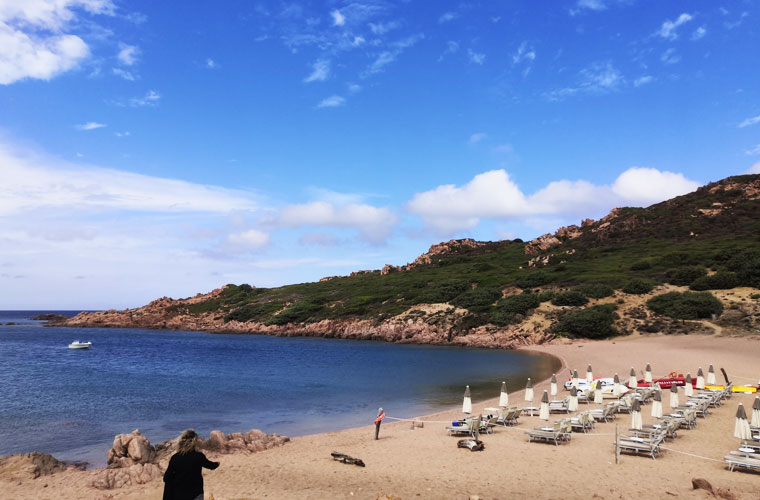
163,429,220,500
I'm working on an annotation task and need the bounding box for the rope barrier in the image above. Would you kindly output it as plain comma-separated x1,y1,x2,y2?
659,446,725,463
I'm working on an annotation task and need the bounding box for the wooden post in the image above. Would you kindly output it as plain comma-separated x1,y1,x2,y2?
474,414,481,441
615,424,620,464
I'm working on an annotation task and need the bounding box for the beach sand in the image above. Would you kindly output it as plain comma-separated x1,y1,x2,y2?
3,333,759,500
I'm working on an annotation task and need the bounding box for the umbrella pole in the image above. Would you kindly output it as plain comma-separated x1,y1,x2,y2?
615,424,620,465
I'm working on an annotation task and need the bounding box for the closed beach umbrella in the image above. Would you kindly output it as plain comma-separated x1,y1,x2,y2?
707,364,716,385
525,378,534,403
594,381,604,404
586,364,593,383
569,386,579,412
696,367,705,390
734,403,752,440
651,389,663,418
462,386,472,414
539,390,550,421
499,381,509,408
669,384,679,409
572,369,579,388
645,363,652,384
629,367,637,389
613,373,621,397
684,374,693,397
751,397,760,428
550,374,558,397
631,399,642,430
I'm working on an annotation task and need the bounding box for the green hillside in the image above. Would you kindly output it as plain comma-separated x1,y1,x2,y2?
167,174,760,335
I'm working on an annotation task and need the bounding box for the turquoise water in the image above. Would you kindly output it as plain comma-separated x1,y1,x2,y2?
0,311,559,466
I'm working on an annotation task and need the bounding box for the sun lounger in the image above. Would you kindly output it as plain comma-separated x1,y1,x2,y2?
725,452,760,472
569,411,595,433
446,417,479,437
525,420,572,446
497,407,520,427
617,433,664,459
482,415,499,434
549,399,570,414
589,403,617,422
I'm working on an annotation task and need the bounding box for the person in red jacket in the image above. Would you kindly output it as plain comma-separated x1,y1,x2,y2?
163,429,220,500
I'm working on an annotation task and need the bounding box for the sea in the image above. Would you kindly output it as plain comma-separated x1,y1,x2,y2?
0,310,560,467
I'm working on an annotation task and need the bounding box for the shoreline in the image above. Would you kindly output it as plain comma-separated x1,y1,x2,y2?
3,333,760,499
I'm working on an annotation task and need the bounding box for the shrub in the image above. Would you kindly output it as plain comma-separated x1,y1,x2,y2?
451,287,502,312
538,290,556,302
514,272,552,289
630,260,652,271
551,291,589,306
726,251,760,288
689,272,741,291
456,313,490,332
666,266,707,286
225,302,283,323
556,304,618,339
646,291,724,320
573,283,614,299
266,300,323,325
411,279,469,304
622,278,656,295
494,293,541,315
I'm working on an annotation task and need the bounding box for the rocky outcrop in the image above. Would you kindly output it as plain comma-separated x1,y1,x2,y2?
0,452,69,480
524,233,561,255
92,427,289,490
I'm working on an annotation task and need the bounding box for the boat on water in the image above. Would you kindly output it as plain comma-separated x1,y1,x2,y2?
68,341,92,350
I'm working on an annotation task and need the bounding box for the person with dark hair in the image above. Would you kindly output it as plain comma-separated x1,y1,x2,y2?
163,429,220,500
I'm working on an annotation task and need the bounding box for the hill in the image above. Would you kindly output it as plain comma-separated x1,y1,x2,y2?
62,174,760,347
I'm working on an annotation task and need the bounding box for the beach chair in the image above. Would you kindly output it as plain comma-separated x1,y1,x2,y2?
549,399,570,414
616,432,664,460
446,417,479,437
725,451,760,472
569,411,595,434
498,407,520,427
482,414,499,434
589,403,617,422
525,420,572,446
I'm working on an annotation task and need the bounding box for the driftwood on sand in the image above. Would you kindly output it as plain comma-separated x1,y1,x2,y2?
457,439,485,451
331,452,365,467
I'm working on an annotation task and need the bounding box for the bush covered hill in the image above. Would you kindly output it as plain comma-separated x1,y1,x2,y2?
65,175,760,345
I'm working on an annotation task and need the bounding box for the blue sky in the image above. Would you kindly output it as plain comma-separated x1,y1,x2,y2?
1,0,759,308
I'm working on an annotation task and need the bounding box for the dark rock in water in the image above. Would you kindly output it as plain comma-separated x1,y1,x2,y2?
5,322,18,325
31,314,70,322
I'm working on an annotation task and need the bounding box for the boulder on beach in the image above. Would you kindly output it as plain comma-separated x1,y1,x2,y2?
0,452,69,480
107,429,156,467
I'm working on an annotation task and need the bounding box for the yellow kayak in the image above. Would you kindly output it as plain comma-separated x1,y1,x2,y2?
704,384,757,393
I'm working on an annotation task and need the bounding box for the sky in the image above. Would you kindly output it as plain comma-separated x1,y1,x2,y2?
1,0,759,309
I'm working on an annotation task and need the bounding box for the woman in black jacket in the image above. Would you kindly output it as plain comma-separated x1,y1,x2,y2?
163,429,220,500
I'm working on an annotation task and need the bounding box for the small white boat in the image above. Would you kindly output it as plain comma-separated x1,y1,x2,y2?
68,341,92,350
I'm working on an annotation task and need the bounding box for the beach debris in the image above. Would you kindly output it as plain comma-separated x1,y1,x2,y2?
691,478,738,500
410,420,424,429
457,439,485,451
331,452,365,467
375,494,401,500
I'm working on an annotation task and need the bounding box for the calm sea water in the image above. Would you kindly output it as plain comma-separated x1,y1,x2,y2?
0,310,559,466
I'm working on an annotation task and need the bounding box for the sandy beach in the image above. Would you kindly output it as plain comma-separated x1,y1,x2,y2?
3,333,760,500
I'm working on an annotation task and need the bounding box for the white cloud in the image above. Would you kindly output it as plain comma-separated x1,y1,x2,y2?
406,167,700,235
347,83,361,94
76,122,106,131
747,162,760,174
493,143,513,154
226,229,270,252
691,26,706,40
115,131,130,137
352,36,364,46
330,9,345,26
546,62,623,101
575,0,608,10
660,48,681,65
278,201,397,244
369,21,399,35
738,115,760,128
304,59,330,83
317,95,345,108
206,58,216,68
118,89,160,107
512,42,536,64
0,142,259,217
117,43,139,65
298,232,339,247
633,75,653,87
659,13,693,40
438,12,456,23
467,49,485,65
362,34,423,76
0,0,114,84
469,133,486,144
112,67,135,80
745,145,760,156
